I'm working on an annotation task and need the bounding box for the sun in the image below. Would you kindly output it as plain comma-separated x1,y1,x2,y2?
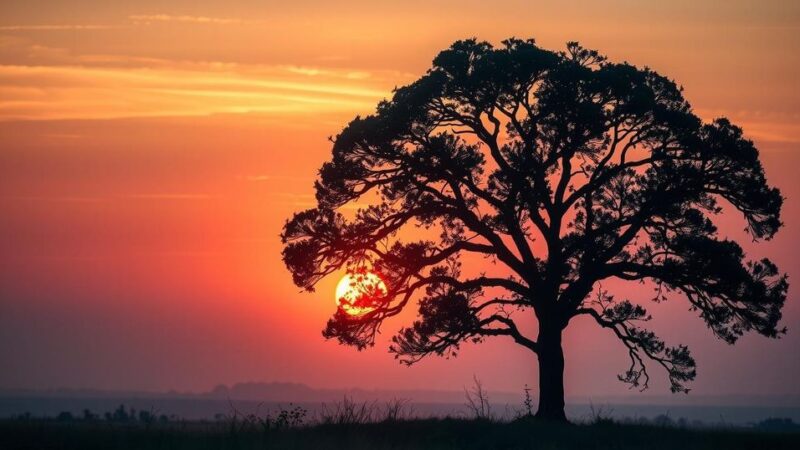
335,271,387,316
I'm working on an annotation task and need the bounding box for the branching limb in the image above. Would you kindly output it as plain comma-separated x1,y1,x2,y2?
574,292,695,393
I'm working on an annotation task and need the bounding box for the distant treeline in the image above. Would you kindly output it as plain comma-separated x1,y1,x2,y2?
12,404,176,425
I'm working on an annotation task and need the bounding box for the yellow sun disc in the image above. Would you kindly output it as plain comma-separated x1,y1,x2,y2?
335,271,387,316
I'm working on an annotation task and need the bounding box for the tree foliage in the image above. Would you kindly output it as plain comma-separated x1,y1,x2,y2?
281,38,787,393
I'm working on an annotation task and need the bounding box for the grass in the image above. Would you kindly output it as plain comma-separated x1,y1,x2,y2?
2,417,799,450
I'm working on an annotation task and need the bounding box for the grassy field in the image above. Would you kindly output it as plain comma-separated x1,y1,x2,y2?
2,417,799,450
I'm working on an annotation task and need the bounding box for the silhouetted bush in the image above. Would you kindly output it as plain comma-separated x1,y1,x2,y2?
82,409,98,421
756,417,799,432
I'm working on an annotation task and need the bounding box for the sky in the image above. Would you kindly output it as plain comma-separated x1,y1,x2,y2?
1,0,799,399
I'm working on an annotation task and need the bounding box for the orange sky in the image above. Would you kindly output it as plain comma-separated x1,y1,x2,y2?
1,0,799,398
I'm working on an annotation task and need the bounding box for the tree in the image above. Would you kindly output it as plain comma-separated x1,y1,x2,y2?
281,38,787,421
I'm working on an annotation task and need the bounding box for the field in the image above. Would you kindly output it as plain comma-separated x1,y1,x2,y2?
2,417,799,450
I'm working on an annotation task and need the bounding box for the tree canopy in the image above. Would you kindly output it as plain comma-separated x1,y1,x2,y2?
281,38,787,397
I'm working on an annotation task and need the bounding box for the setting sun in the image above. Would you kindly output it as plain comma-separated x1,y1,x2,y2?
335,271,387,316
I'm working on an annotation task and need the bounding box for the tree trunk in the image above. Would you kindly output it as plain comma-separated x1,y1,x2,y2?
535,323,567,422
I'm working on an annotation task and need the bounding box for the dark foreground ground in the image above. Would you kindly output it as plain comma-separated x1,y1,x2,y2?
2,418,800,450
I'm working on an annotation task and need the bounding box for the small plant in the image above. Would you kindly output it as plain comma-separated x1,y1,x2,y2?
464,375,493,420
522,384,534,417
272,404,307,429
381,398,412,422
588,402,615,425
137,408,159,429
219,401,308,434
319,397,376,425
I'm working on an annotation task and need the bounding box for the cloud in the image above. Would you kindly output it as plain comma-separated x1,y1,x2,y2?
282,66,372,81
0,63,394,120
0,13,251,33
242,175,271,182
0,14,257,32
0,36,76,65
2,194,219,202
1,196,106,203
128,14,246,25
237,174,311,183
0,24,116,31
694,108,800,144
284,66,326,76
124,193,218,200
345,72,371,80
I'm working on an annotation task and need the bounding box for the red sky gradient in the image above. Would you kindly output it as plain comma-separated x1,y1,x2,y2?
1,0,799,398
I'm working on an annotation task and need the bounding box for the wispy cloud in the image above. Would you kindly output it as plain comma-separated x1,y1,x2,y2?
2,194,219,202
282,65,371,81
242,175,272,182
1,195,107,203
0,63,393,120
0,24,117,31
128,14,247,25
0,13,255,33
284,66,326,76
695,108,800,144
124,193,219,200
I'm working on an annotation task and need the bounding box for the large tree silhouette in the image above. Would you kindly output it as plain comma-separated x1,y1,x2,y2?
281,38,787,421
